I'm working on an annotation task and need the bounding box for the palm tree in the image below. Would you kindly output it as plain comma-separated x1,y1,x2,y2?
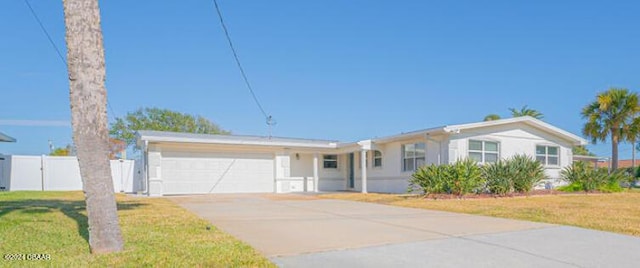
483,114,501,121
582,88,640,171
509,105,544,119
63,0,124,253
622,116,640,170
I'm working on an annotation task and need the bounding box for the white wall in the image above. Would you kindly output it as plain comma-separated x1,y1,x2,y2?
345,123,577,193
447,123,574,182
282,152,345,192
0,155,136,192
354,137,430,193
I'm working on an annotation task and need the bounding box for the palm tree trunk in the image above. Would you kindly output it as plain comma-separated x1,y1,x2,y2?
611,132,619,171
63,0,124,253
632,139,636,189
632,140,636,170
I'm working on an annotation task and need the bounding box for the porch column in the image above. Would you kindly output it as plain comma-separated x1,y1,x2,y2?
313,153,319,192
361,149,368,193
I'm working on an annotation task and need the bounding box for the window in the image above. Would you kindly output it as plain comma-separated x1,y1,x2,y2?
468,140,499,163
536,145,559,166
373,150,382,167
402,143,425,171
323,154,338,168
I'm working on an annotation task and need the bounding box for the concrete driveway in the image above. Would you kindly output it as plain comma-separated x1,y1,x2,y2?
169,194,640,267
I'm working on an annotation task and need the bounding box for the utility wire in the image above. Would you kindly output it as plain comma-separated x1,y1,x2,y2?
212,0,271,121
24,0,119,120
24,0,66,68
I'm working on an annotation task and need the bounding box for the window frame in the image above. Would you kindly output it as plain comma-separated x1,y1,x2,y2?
373,150,383,168
468,140,500,164
536,145,560,167
402,143,426,172
323,154,338,169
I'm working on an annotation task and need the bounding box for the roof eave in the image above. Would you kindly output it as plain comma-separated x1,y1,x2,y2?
140,136,338,149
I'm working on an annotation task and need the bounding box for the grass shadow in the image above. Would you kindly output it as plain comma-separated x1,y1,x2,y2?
0,196,146,246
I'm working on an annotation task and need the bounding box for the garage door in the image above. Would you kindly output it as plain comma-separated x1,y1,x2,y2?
161,151,274,194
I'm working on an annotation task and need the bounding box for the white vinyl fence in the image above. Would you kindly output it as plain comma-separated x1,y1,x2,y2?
0,155,141,193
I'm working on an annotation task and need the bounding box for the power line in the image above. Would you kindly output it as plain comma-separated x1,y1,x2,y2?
24,0,66,67
23,0,119,120
212,0,272,121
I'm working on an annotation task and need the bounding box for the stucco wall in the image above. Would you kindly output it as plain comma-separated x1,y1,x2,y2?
447,123,574,181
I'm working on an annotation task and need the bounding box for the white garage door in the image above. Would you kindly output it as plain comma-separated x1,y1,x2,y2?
161,151,274,194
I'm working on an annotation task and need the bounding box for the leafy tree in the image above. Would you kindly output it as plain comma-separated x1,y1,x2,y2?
109,138,127,159
63,0,124,253
582,88,640,170
509,105,544,119
572,145,595,156
483,114,501,121
50,144,75,156
110,107,230,147
50,147,70,156
623,117,640,169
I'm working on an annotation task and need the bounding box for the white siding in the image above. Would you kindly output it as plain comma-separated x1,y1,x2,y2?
447,122,574,183
318,153,346,191
354,137,434,193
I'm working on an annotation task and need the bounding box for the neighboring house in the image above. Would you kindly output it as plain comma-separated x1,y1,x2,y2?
0,131,16,143
137,116,587,196
589,159,640,169
573,155,608,169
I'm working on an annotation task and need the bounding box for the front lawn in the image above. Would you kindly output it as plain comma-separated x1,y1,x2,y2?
321,190,640,237
0,191,273,267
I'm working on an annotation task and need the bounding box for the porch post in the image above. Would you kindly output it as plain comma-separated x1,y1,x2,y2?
361,149,368,193
313,153,319,192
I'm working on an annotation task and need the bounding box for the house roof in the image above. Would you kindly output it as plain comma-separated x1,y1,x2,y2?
372,116,588,146
137,130,341,149
137,116,588,149
0,131,16,142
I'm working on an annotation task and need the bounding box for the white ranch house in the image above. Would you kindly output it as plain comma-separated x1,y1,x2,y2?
137,116,587,196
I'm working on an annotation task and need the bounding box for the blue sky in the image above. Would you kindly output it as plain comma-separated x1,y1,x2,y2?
1,0,639,158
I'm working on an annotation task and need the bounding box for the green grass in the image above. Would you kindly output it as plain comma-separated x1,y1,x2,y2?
321,190,640,237
0,191,274,267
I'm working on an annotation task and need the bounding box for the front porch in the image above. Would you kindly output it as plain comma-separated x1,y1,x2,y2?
274,140,375,194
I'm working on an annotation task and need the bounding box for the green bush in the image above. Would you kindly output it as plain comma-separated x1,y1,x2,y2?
600,170,629,193
408,164,447,195
560,162,628,192
510,155,546,193
482,161,514,195
408,159,483,196
557,182,583,192
447,158,484,196
560,161,591,186
481,155,545,195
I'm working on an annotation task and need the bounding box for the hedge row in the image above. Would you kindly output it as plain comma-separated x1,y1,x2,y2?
408,155,545,196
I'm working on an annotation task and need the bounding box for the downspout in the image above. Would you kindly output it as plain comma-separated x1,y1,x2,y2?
144,140,149,196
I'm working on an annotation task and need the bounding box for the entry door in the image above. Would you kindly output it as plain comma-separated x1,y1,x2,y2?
348,153,355,188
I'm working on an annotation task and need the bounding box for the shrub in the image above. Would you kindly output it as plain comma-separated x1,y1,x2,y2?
447,158,484,196
560,161,591,186
600,170,629,193
482,161,514,196
560,162,628,192
408,164,447,195
510,155,546,193
557,182,582,192
408,159,483,196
